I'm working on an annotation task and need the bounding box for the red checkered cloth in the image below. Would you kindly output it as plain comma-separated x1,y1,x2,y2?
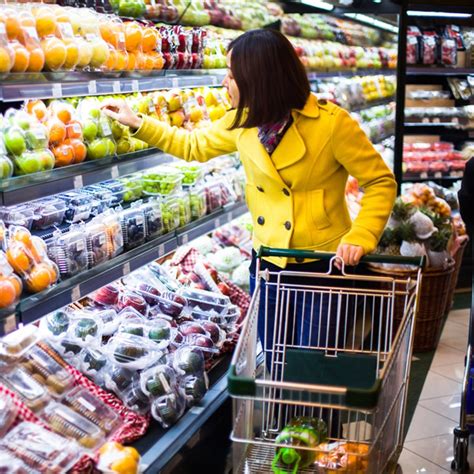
169,246,250,354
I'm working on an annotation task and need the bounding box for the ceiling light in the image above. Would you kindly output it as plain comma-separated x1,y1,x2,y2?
344,13,399,33
301,0,335,11
407,11,472,18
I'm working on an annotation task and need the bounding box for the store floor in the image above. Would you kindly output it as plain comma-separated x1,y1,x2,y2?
400,307,470,473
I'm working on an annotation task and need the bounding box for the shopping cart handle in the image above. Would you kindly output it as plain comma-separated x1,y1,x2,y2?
257,246,425,267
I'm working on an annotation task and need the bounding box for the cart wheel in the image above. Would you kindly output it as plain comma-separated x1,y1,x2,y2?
451,427,470,473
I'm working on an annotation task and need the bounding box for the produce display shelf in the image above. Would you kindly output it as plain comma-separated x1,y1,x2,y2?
0,69,397,102
402,175,462,183
135,353,232,472
0,149,174,206
349,96,395,113
0,201,248,336
406,67,474,76
403,124,473,137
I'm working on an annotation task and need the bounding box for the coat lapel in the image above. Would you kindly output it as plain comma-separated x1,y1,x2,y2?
271,119,306,171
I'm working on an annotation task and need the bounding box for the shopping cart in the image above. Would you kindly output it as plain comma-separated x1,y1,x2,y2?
228,247,424,474
452,241,474,472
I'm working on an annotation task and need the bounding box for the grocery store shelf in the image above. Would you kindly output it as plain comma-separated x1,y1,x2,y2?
0,69,397,102
403,175,462,184
136,355,231,472
0,149,173,206
403,124,473,137
307,69,395,81
0,201,248,335
350,97,395,113
406,67,474,77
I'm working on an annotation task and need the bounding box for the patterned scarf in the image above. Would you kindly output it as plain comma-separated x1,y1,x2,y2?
257,113,293,155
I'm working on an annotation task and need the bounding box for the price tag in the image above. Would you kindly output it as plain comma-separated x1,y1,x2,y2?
73,175,84,190
3,314,17,336
420,172,428,179
71,285,81,301
88,80,97,95
131,80,139,92
214,217,221,228
111,165,119,179
172,78,179,88
433,117,440,124
123,262,131,275
182,233,189,244
113,81,121,94
158,243,165,257
52,83,62,98
434,172,442,178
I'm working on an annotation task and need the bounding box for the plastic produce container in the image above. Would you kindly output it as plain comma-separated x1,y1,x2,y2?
141,166,183,195
174,190,192,227
97,180,125,207
1,422,82,473
41,402,106,450
140,199,163,240
79,185,117,216
85,221,110,267
0,205,37,229
0,449,30,473
204,180,224,212
0,394,18,437
28,198,67,230
47,228,89,278
101,211,124,258
40,310,70,340
178,288,230,315
140,364,178,398
67,312,104,347
57,191,94,224
0,325,38,361
187,183,207,220
150,389,186,428
118,207,146,250
172,162,204,186
160,193,181,233
121,379,152,414
119,175,143,203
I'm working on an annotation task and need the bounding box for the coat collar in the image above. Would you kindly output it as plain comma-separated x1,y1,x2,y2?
293,93,320,119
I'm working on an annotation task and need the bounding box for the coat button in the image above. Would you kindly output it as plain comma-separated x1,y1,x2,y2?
295,257,305,263
284,221,291,230
282,188,290,196
257,216,265,225
257,186,264,192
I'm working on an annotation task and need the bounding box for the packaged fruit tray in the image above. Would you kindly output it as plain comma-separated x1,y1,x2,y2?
141,167,183,196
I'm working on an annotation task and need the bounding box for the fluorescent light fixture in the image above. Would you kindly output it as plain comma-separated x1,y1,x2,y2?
407,10,472,18
344,13,399,33
301,0,335,11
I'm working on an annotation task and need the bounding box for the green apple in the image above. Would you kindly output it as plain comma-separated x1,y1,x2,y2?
87,139,108,160
39,150,55,171
25,126,48,151
15,151,41,174
89,108,101,119
15,111,33,131
116,137,134,155
4,129,26,156
111,121,124,140
103,138,117,156
82,120,98,142
0,156,13,179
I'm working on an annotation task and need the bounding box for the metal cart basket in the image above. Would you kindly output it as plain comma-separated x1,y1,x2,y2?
228,247,424,474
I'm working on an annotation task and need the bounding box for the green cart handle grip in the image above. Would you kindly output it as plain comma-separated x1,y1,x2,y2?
257,246,425,267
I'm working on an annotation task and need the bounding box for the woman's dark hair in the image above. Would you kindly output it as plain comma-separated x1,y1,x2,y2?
227,29,310,129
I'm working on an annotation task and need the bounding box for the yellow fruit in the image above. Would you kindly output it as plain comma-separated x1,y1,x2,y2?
63,39,79,70
89,38,110,69
34,7,57,38
41,37,67,71
76,38,93,68
11,42,30,73
0,46,13,73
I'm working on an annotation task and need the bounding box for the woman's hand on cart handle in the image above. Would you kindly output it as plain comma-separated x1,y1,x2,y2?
335,244,364,269
101,98,142,130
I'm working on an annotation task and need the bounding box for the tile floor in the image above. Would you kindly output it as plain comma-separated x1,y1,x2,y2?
399,308,470,473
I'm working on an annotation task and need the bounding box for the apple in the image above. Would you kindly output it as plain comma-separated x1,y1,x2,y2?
103,137,117,156
179,322,207,337
116,137,134,155
38,150,55,171
15,151,42,174
167,93,183,113
118,291,148,316
0,156,13,179
90,38,110,69
4,128,26,156
93,284,119,306
82,120,98,142
137,283,161,305
111,121,125,140
169,110,185,128
87,139,108,160
200,321,222,345
25,125,48,150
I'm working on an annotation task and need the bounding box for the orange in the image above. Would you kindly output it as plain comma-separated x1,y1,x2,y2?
11,227,33,246
0,46,13,74
11,42,30,73
26,100,47,122
48,119,67,145
6,243,32,274
0,278,17,308
104,48,117,71
66,120,83,139
65,138,87,164
5,14,21,41
149,51,164,70
26,47,45,73
54,105,72,124
41,37,66,71
25,263,53,293
52,143,74,167
34,7,57,38
46,261,59,283
7,274,23,298
142,28,157,53
100,22,123,49
124,23,143,52
63,39,79,70
126,52,137,71
115,51,128,71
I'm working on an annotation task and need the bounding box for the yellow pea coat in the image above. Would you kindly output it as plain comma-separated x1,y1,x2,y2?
134,93,397,268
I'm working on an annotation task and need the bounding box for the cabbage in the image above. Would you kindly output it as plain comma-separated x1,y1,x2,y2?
232,261,250,290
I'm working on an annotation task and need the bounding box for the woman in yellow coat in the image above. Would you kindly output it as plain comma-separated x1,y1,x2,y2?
103,29,396,354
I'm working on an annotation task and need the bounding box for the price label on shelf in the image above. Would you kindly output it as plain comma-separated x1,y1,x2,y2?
172,78,179,88
88,81,97,95
182,234,189,244
73,175,84,190
71,285,81,301
123,262,131,276
111,165,119,179
113,81,121,94
131,80,139,92
52,83,62,98
214,217,221,228
3,314,17,336
158,243,165,257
